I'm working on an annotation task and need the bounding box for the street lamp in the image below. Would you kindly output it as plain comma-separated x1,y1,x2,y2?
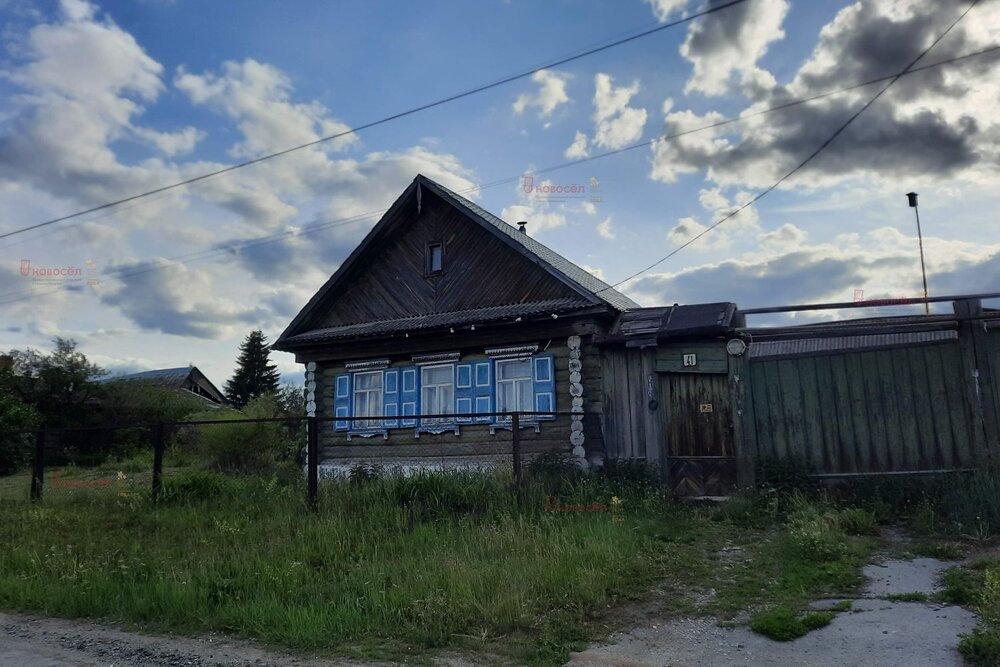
906,192,930,315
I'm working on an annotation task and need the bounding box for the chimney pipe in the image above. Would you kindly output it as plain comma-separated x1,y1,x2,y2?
517,221,528,234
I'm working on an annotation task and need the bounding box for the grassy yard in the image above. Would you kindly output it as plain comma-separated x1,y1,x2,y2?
0,467,884,665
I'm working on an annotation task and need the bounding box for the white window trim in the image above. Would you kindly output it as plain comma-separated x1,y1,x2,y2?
352,370,383,430
495,358,533,419
420,363,455,424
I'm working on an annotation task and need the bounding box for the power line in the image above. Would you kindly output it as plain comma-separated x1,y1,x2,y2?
601,0,983,293
0,0,749,242
1,40,996,307
2,41,995,255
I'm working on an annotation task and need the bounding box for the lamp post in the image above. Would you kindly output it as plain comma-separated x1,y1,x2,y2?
906,192,930,316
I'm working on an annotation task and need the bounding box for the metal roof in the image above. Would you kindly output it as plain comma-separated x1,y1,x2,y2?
281,297,592,346
748,330,957,359
608,303,737,346
102,367,191,386
428,179,640,312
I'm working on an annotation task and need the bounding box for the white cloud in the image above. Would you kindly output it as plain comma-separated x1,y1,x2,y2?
500,204,567,234
131,125,205,156
512,69,571,118
665,187,760,251
592,73,648,149
564,130,589,159
644,0,688,22
679,0,788,97
597,216,615,240
175,59,358,158
650,0,1000,192
631,227,1000,312
0,0,480,341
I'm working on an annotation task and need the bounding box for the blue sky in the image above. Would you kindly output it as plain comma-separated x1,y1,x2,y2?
1,0,998,387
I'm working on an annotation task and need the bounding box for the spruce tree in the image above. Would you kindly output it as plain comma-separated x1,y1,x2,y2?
225,330,280,409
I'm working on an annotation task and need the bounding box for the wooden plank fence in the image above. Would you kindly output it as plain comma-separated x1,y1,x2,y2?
740,298,1000,480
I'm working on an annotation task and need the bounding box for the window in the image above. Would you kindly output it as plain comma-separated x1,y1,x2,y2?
426,242,443,275
495,358,533,416
352,370,383,429
421,364,454,423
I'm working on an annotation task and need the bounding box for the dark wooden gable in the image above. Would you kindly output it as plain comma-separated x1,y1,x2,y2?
303,187,585,329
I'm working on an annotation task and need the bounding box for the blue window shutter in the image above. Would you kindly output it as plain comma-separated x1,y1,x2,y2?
400,366,419,426
383,368,399,428
532,354,555,419
334,373,351,431
473,360,493,423
455,363,474,423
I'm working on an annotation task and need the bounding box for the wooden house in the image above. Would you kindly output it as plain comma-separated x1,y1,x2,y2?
273,174,1000,492
273,174,639,471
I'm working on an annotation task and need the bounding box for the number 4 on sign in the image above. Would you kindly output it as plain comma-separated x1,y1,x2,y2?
683,353,697,367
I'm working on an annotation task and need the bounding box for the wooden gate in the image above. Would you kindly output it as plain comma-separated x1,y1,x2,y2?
665,373,736,496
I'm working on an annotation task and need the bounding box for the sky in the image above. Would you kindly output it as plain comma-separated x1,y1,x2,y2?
0,0,998,388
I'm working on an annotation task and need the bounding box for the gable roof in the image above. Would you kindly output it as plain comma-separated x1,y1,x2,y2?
101,366,226,405
425,179,639,312
275,174,638,348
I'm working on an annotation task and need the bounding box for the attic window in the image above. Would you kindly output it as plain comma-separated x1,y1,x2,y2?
426,242,444,275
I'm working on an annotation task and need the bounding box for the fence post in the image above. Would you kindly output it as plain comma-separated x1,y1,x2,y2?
151,421,165,503
30,430,45,502
307,416,318,510
511,413,523,503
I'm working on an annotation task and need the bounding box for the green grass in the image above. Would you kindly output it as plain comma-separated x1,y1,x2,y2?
749,607,834,641
0,473,881,664
0,469,730,665
937,557,1000,665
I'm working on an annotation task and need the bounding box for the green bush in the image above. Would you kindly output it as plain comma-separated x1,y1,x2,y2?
0,391,39,475
939,567,982,606
193,394,300,473
161,470,241,503
960,629,1000,666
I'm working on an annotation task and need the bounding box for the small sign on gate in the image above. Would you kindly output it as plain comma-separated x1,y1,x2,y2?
699,403,713,413
683,353,697,367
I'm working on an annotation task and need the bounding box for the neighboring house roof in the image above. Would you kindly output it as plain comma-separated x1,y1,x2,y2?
608,303,738,347
276,175,638,349
102,366,226,405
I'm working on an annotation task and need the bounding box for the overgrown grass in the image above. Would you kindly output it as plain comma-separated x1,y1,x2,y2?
936,557,1000,665
0,468,710,665
0,469,884,664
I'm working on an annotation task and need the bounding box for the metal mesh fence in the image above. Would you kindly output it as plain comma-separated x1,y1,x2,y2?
0,412,564,506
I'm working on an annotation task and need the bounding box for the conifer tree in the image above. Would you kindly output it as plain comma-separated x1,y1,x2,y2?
225,330,280,409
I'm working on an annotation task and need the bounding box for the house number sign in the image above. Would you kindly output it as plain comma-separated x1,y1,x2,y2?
683,353,697,367
699,403,713,413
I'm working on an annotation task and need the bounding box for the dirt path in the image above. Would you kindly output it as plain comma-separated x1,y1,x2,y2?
569,557,977,667
0,613,384,667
